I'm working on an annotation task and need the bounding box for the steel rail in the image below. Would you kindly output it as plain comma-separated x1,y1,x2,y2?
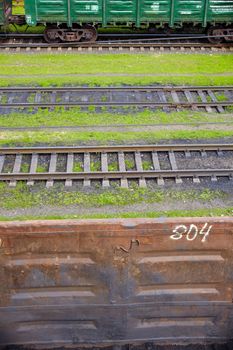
1,42,231,48
0,33,207,39
0,33,232,43
96,33,233,43
0,86,232,92
1,143,233,154
1,102,232,108
0,169,232,181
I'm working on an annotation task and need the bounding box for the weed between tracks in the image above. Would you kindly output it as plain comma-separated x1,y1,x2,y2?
0,182,232,220
0,129,233,146
0,182,226,210
0,109,231,128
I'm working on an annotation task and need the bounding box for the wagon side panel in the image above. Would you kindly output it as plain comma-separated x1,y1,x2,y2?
0,218,232,346
25,0,68,26
208,0,233,22
70,0,102,24
140,0,171,24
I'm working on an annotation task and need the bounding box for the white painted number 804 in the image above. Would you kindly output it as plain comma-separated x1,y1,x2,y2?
170,223,212,242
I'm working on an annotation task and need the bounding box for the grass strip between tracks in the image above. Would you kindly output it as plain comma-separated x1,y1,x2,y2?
0,53,233,86
0,129,233,146
0,183,231,219
1,110,232,128
0,183,224,208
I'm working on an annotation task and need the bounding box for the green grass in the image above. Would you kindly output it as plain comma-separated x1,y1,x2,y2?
108,162,118,171
216,93,229,102
0,129,232,146
0,207,232,221
0,182,226,210
142,161,153,170
36,165,47,173
20,163,30,173
0,109,231,128
0,95,8,104
73,162,83,172
0,53,232,86
90,161,101,172
1,75,232,87
124,159,135,169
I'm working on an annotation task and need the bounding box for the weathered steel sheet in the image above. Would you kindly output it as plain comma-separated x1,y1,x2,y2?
0,217,233,347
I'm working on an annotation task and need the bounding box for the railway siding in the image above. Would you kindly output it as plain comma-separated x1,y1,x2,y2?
0,217,232,346
0,144,233,187
0,86,232,114
1,40,233,53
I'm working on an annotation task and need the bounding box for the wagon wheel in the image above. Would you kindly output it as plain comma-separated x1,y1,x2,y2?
81,25,97,42
207,26,223,44
44,27,61,43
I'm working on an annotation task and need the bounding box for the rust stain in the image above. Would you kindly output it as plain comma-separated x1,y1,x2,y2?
0,217,232,346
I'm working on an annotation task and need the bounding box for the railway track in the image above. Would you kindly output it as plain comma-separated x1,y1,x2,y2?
1,86,232,113
1,143,233,187
5,345,232,350
1,42,232,53
126,345,232,350
0,34,232,52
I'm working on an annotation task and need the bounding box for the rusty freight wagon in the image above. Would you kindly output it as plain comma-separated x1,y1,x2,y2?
0,217,233,347
23,0,233,43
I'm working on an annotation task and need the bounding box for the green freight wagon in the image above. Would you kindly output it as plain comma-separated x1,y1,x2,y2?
23,0,233,42
0,0,11,26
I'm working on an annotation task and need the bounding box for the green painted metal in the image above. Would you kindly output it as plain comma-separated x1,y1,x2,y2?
203,0,209,27
136,0,140,27
173,0,206,23
24,0,233,28
0,0,11,26
0,0,4,25
67,0,71,27
170,0,175,27
102,0,106,26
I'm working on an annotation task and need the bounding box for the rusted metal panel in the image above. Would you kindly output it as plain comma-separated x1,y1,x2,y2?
0,218,232,347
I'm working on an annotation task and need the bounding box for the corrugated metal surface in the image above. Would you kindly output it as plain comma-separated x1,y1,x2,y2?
71,0,102,21
105,0,136,22
0,218,233,347
141,0,171,22
24,0,233,27
208,0,233,20
174,0,204,22
36,0,68,22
